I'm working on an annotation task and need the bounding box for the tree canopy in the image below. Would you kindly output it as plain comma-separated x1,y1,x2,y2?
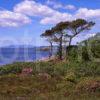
41,19,95,60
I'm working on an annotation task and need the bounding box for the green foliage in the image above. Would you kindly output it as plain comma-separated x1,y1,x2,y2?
0,64,22,75
35,61,54,75
82,46,90,61
53,62,68,76
75,62,100,77
91,39,100,58
0,62,36,75
64,71,77,83
75,77,100,93
67,46,78,61
0,60,100,99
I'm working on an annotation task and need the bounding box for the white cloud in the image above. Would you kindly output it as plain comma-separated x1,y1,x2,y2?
0,10,31,27
53,4,63,9
46,0,63,9
65,5,76,10
75,8,100,19
14,0,73,24
41,8,100,25
1,0,99,27
14,0,56,17
40,12,73,24
46,0,76,10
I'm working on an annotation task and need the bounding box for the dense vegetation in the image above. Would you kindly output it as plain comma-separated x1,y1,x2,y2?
0,61,100,99
0,19,99,99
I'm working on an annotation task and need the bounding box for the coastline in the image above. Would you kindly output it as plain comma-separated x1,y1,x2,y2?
37,55,57,62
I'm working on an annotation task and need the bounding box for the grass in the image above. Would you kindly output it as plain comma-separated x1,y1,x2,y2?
0,61,100,100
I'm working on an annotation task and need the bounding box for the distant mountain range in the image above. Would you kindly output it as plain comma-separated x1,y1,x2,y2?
0,45,48,48
0,33,99,48
0,45,58,51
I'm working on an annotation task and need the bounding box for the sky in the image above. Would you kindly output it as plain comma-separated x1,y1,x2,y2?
0,0,100,46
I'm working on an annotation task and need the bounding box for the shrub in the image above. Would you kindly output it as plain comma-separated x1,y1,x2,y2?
0,62,36,75
53,62,68,76
75,77,100,93
74,62,100,77
64,72,77,83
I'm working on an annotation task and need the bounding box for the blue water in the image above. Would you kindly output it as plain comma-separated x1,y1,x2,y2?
0,47,50,65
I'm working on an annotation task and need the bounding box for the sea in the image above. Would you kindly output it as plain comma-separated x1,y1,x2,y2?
0,46,56,65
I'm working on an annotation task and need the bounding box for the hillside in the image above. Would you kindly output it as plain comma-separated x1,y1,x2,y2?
0,60,100,100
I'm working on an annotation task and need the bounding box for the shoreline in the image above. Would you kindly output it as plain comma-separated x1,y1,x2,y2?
0,56,56,66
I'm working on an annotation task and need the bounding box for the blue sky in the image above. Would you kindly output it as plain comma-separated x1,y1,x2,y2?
0,0,100,46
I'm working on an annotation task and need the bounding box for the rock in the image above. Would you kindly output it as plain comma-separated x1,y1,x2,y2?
21,68,33,76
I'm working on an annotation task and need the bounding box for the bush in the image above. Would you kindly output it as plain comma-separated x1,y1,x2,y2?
75,77,100,93
35,61,54,75
0,62,36,75
67,46,78,61
64,71,77,83
53,62,68,76
74,62,100,77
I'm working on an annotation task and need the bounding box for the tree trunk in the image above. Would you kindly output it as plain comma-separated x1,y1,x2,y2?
69,37,72,47
66,37,72,60
49,42,53,58
58,36,63,60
